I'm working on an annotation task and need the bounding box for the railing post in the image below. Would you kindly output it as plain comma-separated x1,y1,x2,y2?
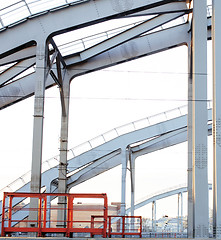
8,196,13,229
122,216,125,238
43,196,47,229
103,194,108,238
1,193,6,237
139,216,142,238
38,195,42,237
108,216,111,238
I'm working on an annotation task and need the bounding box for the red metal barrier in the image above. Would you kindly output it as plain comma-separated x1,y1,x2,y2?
1,192,108,237
92,215,142,238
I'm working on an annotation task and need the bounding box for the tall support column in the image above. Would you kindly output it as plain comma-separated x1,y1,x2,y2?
29,41,47,228
57,72,70,227
178,193,180,233
178,192,184,234
187,43,194,238
121,149,128,216
180,192,183,234
129,149,135,217
212,0,221,238
152,201,156,232
192,0,209,238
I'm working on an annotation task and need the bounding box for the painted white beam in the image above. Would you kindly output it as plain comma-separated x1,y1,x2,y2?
69,9,187,64
67,150,122,189
126,184,212,214
66,23,189,68
129,148,135,217
212,0,221,238
0,72,55,110
0,0,186,55
152,201,156,232
0,45,36,66
131,126,186,153
121,149,128,216
29,42,47,228
187,42,194,238
57,73,70,227
0,58,35,86
192,0,209,237
0,23,189,110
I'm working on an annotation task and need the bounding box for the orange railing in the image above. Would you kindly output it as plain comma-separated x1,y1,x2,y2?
1,192,108,237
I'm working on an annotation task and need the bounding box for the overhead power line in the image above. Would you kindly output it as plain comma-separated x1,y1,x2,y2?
0,95,212,103
0,64,210,76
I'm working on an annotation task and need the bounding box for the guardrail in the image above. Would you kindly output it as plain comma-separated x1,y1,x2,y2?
1,192,108,237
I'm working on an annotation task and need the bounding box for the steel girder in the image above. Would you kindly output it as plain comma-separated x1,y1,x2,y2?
125,184,212,214
0,1,190,110
0,22,190,110
1,15,214,110
65,109,211,189
0,0,187,55
67,2,187,64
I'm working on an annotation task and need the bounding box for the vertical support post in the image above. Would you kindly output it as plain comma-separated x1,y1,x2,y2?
43,196,47,229
38,196,42,237
29,41,47,228
181,192,183,234
187,43,194,238
122,216,125,238
66,195,72,238
212,0,221,238
152,201,156,232
192,0,209,237
57,73,70,228
103,194,108,238
130,150,135,217
8,196,13,228
130,152,135,233
178,193,180,233
108,216,111,237
121,149,128,216
46,196,51,228
1,193,6,237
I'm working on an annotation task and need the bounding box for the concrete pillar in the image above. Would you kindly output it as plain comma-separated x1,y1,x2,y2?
29,41,47,228
212,0,221,238
57,73,71,227
192,0,209,238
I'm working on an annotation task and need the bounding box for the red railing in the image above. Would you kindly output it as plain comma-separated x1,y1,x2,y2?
92,215,142,238
1,192,108,237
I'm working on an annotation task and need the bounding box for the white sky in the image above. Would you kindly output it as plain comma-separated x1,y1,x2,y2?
0,39,213,219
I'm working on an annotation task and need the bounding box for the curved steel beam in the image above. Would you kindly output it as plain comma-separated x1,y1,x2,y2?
0,23,189,109
0,0,187,55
